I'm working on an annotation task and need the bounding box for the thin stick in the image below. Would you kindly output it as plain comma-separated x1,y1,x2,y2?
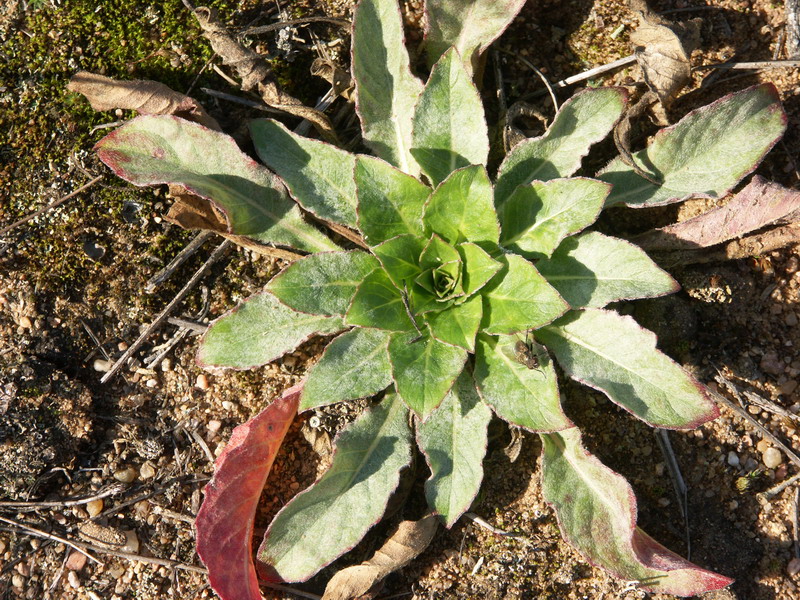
0,176,103,237
165,316,207,333
547,55,637,91
0,515,103,565
695,60,800,70
498,48,559,113
761,470,800,500
654,429,691,559
201,87,284,114
464,512,525,539
101,240,232,383
0,483,126,510
243,16,350,36
794,487,800,558
145,231,213,293
71,538,207,573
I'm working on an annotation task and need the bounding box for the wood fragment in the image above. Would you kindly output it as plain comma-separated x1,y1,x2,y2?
654,428,691,559
0,515,103,566
0,483,126,510
787,0,800,59
145,231,212,293
464,512,525,539
761,470,800,500
243,16,350,36
695,60,800,70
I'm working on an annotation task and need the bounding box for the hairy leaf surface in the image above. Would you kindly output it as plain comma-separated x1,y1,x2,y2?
372,234,425,289
411,49,488,185
474,333,570,432
96,115,338,253
536,232,679,308
457,242,502,297
198,293,343,370
600,84,786,207
495,88,626,206
300,328,393,411
540,428,733,596
346,269,414,331
258,393,412,582
250,119,358,228
425,294,482,351
538,309,718,428
417,371,492,527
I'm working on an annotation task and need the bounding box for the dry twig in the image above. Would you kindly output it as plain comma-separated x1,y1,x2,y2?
0,515,103,565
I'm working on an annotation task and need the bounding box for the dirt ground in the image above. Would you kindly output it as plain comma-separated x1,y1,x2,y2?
2,0,800,599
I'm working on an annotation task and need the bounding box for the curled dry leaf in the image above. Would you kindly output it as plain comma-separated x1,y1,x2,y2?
67,71,220,130
321,513,438,600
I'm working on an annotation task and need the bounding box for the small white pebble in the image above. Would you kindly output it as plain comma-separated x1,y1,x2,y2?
756,439,771,453
657,497,670,507
0,538,6,554
145,378,158,388
86,498,104,518
11,574,24,589
122,530,139,554
727,451,740,467
18,315,32,329
160,358,172,372
221,400,235,411
763,447,783,469
117,341,128,351
68,570,81,589
195,374,210,390
207,419,222,434
139,461,156,480
113,467,138,484
93,359,112,373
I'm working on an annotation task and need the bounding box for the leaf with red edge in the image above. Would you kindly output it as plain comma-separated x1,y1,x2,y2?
540,427,733,596
195,385,301,600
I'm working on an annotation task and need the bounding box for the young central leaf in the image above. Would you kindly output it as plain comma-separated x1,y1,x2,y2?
345,269,415,331
415,234,465,303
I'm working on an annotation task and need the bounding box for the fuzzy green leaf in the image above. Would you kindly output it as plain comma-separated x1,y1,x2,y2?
499,177,609,259
481,255,569,335
473,333,570,432
258,392,412,582
600,84,786,207
417,371,492,527
537,309,719,429
426,294,482,351
300,328,393,411
267,251,380,316
411,49,488,185
355,156,430,246
495,88,627,206
424,0,527,75
388,331,468,418
457,242,503,297
250,119,357,228
198,293,343,370
424,165,500,245
95,115,338,253
345,269,414,332
352,0,423,174
540,427,733,596
372,234,425,289
536,232,679,308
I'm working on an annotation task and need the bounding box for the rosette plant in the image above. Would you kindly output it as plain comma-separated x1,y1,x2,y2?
91,0,787,597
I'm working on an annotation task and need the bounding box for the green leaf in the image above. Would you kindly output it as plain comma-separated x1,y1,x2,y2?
346,269,414,332
300,328,393,411
352,0,423,174
457,242,503,297
540,428,733,596
417,371,492,527
473,333,570,432
267,251,380,316
426,294,482,351
600,84,787,207
250,119,357,228
536,232,679,308
498,177,609,259
372,234,425,289
411,49,488,185
355,156,430,246
388,331,468,418
259,393,412,582
424,165,500,245
537,309,719,429
494,87,627,206
424,0,526,75
481,254,569,335
198,293,343,370
95,115,339,253
418,233,461,269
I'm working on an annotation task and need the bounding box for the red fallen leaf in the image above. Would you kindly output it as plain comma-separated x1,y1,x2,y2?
195,385,301,600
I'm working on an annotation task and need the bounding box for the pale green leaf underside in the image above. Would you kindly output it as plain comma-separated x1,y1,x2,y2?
600,84,786,207
267,251,379,316
474,333,570,432
424,164,500,245
352,0,423,175
481,254,569,335
356,155,430,246
300,328,393,411
198,293,343,370
411,48,489,186
95,115,338,253
536,232,679,308
389,331,468,418
259,393,412,582
250,119,358,228
417,371,492,527
537,309,719,429
495,87,626,206
345,268,414,332
499,177,609,259
424,0,527,75
426,294,482,351
540,428,732,596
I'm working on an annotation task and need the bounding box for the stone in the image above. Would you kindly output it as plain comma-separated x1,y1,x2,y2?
65,550,87,571
788,557,800,577
86,498,103,518
139,461,156,480
763,447,783,469
113,467,138,484
727,451,740,467
67,570,81,589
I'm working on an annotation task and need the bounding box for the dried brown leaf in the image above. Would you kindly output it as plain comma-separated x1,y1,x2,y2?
321,513,438,600
67,71,220,130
